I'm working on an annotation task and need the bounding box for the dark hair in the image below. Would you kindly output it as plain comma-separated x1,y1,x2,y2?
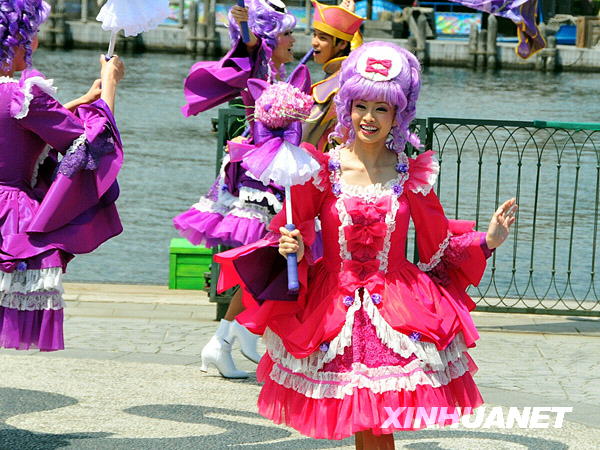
332,37,351,57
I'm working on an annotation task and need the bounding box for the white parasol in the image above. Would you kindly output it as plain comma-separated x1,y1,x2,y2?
96,0,171,58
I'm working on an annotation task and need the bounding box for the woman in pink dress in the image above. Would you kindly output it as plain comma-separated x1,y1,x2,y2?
216,41,517,448
0,0,125,351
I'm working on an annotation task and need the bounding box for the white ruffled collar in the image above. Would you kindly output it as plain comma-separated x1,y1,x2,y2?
0,76,17,84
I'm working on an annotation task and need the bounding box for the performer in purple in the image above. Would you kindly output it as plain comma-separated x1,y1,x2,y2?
448,0,545,58
0,0,125,351
173,0,298,378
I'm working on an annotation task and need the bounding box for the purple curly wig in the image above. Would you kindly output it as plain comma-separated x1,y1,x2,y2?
228,0,296,79
331,41,422,153
0,0,50,71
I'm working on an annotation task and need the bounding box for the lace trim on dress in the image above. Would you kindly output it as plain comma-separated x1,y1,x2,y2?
0,76,17,84
362,291,467,371
378,195,400,272
417,230,452,272
238,187,283,212
268,352,471,400
328,146,410,201
0,267,64,311
264,291,362,374
0,267,63,294
192,191,237,215
228,204,272,223
14,76,57,120
336,196,352,262
264,292,468,375
30,145,51,188
1,291,65,311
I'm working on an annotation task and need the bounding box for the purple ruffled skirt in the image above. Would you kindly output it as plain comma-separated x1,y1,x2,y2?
0,307,64,351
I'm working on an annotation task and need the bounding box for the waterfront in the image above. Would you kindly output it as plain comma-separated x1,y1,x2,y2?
30,48,600,292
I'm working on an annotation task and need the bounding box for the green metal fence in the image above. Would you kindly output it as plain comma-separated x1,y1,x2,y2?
212,108,600,316
426,118,600,315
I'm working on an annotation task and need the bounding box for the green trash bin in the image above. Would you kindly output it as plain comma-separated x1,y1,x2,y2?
169,238,212,290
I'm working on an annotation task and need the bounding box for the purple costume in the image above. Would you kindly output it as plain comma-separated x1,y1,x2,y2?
0,70,123,351
173,38,286,249
449,0,545,58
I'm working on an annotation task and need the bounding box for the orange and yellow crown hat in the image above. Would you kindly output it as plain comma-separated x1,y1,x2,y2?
312,1,365,43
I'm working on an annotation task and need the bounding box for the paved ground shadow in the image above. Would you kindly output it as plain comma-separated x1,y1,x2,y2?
0,393,572,449
0,387,109,450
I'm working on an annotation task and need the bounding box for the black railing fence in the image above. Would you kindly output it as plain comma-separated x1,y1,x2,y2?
214,108,600,315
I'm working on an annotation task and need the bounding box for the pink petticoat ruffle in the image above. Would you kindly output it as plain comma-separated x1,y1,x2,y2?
173,208,224,248
256,354,483,440
174,207,268,249
0,306,64,351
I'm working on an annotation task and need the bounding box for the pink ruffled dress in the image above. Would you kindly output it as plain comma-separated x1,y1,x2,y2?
0,70,123,351
216,146,492,439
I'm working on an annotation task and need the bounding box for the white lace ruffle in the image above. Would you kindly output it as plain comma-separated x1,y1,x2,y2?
14,76,58,120
312,170,327,192
378,195,401,272
255,141,321,187
362,290,467,371
329,146,410,202
335,196,352,262
339,179,396,201
97,0,171,36
264,291,362,374
268,352,471,400
1,292,64,311
0,267,63,294
0,76,17,84
65,133,87,154
264,292,468,375
0,267,64,311
417,230,452,272
30,145,51,188
238,187,282,212
192,190,237,216
228,204,272,222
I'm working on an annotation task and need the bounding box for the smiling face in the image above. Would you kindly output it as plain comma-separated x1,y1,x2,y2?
271,30,295,67
351,99,396,146
311,30,348,66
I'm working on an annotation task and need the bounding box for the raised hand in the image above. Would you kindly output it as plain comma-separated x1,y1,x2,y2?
486,198,518,249
82,79,102,104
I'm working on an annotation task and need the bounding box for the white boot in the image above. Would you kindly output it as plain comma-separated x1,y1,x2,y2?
228,319,262,364
200,319,248,379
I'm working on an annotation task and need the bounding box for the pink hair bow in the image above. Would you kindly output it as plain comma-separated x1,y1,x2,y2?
365,58,392,77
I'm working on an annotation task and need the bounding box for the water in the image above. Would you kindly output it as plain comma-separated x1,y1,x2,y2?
29,48,600,286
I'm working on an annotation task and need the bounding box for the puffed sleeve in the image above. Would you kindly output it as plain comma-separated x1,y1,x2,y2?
3,70,123,257
405,151,491,294
214,144,329,305
181,37,267,117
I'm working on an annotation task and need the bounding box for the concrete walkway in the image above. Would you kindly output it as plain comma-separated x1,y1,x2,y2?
1,282,599,449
